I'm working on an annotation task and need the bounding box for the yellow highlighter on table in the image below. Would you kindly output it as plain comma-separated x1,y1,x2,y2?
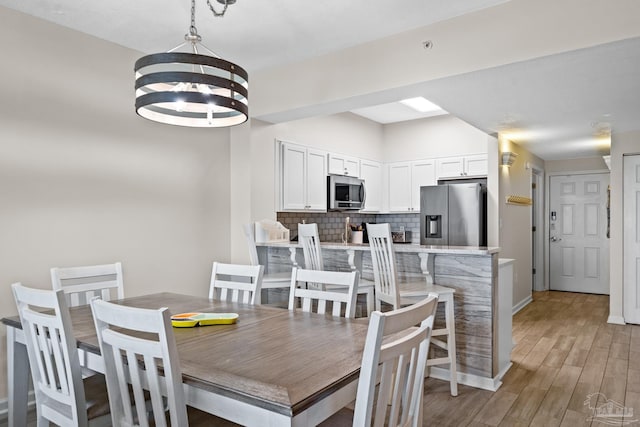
170,312,238,328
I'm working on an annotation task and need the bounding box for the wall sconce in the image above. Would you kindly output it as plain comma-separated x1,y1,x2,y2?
501,151,518,167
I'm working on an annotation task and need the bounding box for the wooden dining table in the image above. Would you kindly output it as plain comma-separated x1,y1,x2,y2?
3,292,369,427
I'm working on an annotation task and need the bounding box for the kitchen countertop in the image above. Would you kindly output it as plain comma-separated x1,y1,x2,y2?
256,240,500,255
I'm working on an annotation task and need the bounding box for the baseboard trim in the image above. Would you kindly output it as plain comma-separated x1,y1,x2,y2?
607,315,626,325
0,392,36,421
512,295,533,315
429,364,512,392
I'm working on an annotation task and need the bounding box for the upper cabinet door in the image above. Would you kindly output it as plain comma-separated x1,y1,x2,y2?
465,154,488,177
360,159,382,212
280,142,327,212
328,153,360,177
411,159,436,210
436,156,464,179
306,148,328,210
282,143,308,210
388,162,412,212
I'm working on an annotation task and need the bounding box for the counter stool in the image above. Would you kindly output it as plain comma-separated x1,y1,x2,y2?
298,223,375,316
424,285,458,396
367,223,458,396
243,223,291,305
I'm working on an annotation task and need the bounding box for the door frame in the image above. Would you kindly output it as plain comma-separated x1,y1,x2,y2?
531,166,545,291
545,168,611,291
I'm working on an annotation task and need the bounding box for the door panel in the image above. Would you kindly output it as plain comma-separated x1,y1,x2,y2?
562,204,574,234
584,248,599,278
624,155,640,323
561,247,574,276
549,173,609,294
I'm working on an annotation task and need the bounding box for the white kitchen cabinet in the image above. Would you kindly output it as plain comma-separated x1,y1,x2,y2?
328,153,360,177
281,142,327,211
359,159,382,212
411,159,437,210
388,159,436,212
436,154,488,179
465,154,489,176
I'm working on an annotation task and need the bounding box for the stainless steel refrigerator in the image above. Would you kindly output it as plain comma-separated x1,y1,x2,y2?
420,183,487,246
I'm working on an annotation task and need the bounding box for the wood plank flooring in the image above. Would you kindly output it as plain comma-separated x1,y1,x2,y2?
423,290,640,427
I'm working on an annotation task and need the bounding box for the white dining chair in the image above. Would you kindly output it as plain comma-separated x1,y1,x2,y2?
321,294,439,427
11,283,111,427
90,298,187,426
209,262,264,305
51,262,124,307
289,267,359,318
243,223,292,292
367,222,459,396
298,223,375,316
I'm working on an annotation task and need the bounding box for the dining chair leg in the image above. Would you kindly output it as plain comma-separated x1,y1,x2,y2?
365,286,374,317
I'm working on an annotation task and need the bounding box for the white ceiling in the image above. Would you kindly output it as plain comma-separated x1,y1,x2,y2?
0,0,507,72
1,0,637,160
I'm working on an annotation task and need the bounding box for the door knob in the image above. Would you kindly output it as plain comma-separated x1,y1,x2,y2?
550,236,562,242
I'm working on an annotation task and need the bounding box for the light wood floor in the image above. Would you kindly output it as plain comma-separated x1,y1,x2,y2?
423,290,640,427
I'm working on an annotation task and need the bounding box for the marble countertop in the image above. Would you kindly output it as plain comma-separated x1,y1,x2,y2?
257,240,500,255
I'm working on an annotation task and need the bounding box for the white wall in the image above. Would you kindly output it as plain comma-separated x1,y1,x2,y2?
498,137,545,310
0,8,232,398
545,157,609,173
609,130,640,324
382,115,488,161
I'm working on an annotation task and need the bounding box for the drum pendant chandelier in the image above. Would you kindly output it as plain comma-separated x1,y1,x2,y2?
134,0,248,128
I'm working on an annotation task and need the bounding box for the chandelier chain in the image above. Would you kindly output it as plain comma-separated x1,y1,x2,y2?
188,0,199,37
206,0,230,17
188,0,231,38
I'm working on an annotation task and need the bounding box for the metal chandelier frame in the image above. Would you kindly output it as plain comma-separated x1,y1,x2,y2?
134,0,248,128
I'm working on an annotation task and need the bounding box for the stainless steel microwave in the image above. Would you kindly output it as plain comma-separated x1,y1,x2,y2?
327,175,366,211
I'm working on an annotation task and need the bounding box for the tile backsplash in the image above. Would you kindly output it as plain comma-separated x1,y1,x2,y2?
276,212,420,243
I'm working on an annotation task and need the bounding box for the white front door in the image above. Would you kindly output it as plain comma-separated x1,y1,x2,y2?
549,173,610,294
624,155,640,323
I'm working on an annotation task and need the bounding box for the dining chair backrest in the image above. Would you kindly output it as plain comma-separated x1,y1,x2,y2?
243,223,261,266
12,283,89,427
298,223,324,271
353,295,439,427
51,262,124,307
366,223,401,309
288,267,359,318
91,298,188,427
209,262,264,305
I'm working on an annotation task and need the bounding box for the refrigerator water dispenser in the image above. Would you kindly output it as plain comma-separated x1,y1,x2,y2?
426,215,442,238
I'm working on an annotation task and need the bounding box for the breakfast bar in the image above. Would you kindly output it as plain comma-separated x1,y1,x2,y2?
256,241,510,391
